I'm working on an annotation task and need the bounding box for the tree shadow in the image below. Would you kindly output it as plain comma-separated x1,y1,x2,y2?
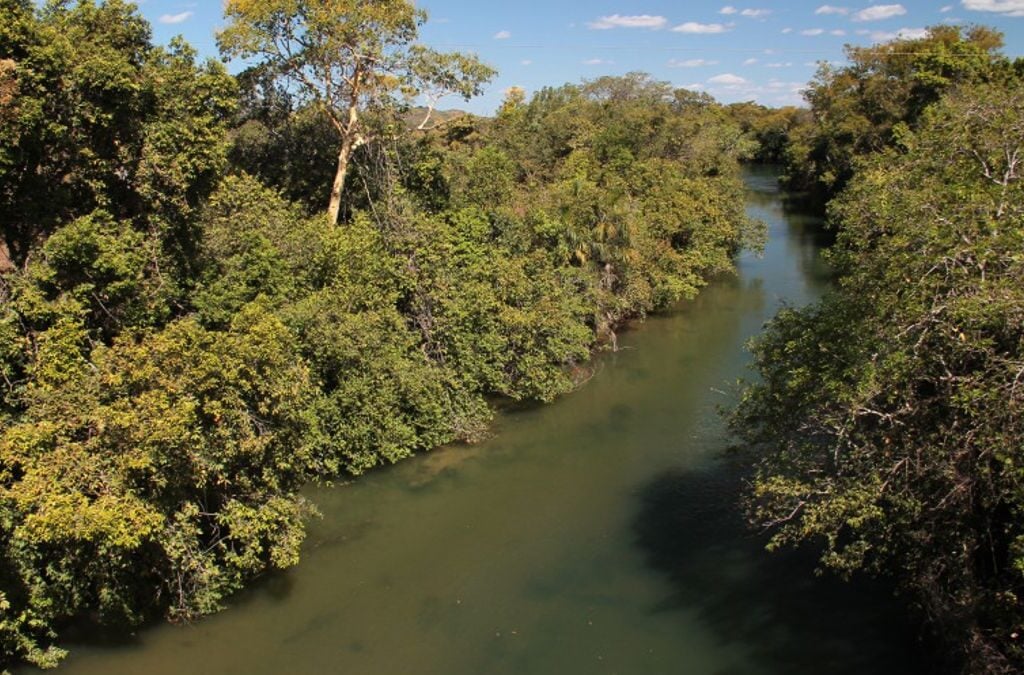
632,457,935,675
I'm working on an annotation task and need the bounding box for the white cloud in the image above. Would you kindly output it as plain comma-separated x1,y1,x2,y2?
766,62,794,67
708,73,748,84
493,30,511,39
159,11,193,24
962,0,1024,16
895,26,930,38
941,4,954,10
852,4,908,21
831,29,847,35
721,6,771,18
870,26,930,40
669,58,720,67
801,28,825,35
587,14,667,29
743,57,759,65
781,27,793,33
520,60,533,66
815,5,850,14
583,58,614,65
672,21,731,33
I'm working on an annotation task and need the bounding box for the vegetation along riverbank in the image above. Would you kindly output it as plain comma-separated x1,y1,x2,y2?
0,1,756,667
1,1,1023,672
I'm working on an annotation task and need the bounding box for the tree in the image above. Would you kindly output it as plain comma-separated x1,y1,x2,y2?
734,82,1024,671
786,25,1017,204
0,0,235,275
217,0,495,226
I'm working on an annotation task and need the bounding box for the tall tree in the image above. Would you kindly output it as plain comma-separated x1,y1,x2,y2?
217,0,495,226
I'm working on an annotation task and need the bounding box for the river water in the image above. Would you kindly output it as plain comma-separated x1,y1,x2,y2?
47,167,927,674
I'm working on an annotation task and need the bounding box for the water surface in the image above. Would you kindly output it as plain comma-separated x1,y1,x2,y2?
49,166,926,675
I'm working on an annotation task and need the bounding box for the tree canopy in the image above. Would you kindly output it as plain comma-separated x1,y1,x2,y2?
0,3,756,668
781,25,1019,206
217,0,495,225
734,46,1024,674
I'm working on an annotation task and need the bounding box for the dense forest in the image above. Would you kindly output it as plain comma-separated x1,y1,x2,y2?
0,0,758,668
733,26,1024,674
3,1,1024,672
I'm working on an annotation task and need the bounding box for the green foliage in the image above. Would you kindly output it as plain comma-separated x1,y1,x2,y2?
1,304,324,665
15,211,173,340
0,3,755,667
0,1,234,271
726,102,810,164
735,82,1024,671
784,25,1019,206
217,0,494,225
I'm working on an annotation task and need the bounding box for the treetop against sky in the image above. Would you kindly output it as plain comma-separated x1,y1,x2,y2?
128,1,1024,110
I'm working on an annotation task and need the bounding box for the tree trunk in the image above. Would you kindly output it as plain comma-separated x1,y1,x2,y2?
326,138,353,227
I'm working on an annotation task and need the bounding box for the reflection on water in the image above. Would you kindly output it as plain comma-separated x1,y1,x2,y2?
634,463,926,675
41,166,926,675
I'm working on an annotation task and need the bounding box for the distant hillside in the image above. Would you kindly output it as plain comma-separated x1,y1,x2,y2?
402,107,474,129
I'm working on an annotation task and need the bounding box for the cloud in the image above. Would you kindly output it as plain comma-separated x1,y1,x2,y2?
587,14,667,29
852,4,908,21
668,58,720,67
708,73,748,84
870,26,930,40
721,6,771,18
961,0,1024,16
520,59,533,66
159,11,193,24
801,28,825,35
941,4,954,10
766,62,795,67
781,27,793,33
583,58,614,65
493,30,511,39
831,29,847,35
672,21,731,33
815,5,850,14
743,57,759,65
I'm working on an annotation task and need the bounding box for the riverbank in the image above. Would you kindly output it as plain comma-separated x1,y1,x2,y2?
33,167,927,675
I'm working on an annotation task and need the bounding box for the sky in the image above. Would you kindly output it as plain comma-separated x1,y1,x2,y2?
134,0,1024,112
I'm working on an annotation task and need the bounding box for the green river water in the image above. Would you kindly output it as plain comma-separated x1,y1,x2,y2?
44,166,928,674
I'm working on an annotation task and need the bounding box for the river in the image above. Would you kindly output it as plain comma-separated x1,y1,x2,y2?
44,166,927,674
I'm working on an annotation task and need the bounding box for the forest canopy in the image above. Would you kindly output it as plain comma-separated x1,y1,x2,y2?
0,1,757,667
733,25,1024,674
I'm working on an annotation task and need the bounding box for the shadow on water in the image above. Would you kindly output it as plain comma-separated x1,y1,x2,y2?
632,457,933,675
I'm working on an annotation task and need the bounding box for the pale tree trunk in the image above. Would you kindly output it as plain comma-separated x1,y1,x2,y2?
326,138,353,227
326,102,362,227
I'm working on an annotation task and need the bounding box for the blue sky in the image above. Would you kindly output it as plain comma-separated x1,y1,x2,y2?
137,1,1024,112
